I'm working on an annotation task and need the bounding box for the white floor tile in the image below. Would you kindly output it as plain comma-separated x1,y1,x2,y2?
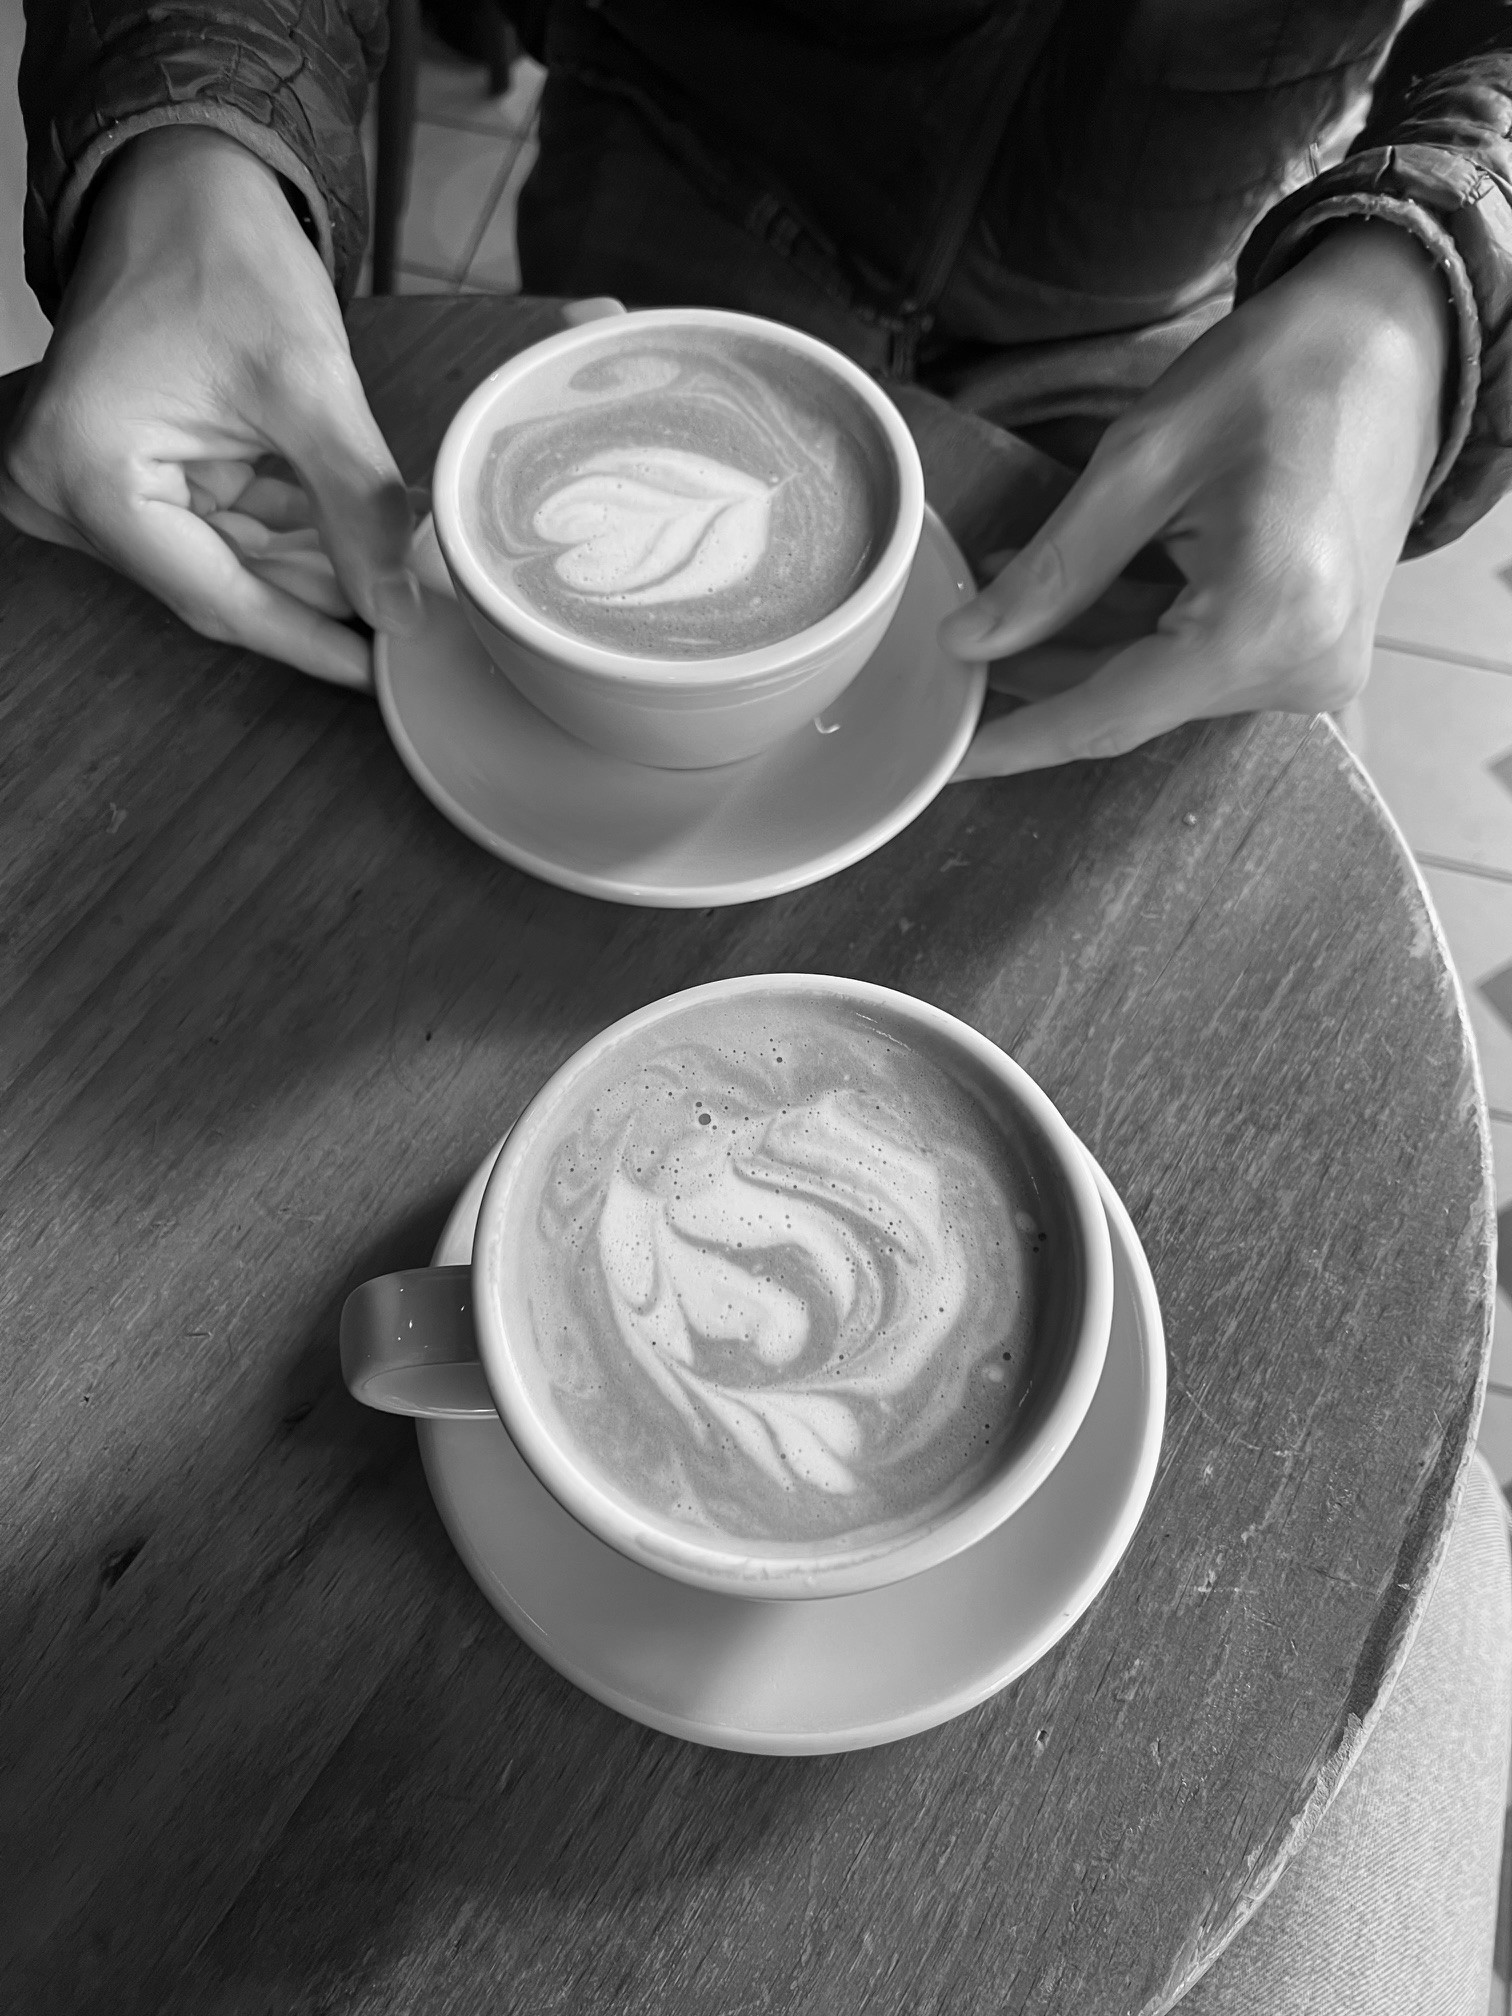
393,267,456,295
398,122,516,280
1358,649,1512,875
418,48,544,133
1492,1291,1512,1393
1490,1124,1512,1389
1479,1388,1512,1489
1378,492,1512,674
1489,1119,1512,1211
1491,1940,1511,2016
1419,864,1512,1114
465,137,538,292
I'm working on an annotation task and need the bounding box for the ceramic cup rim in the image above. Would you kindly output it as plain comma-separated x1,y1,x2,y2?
470,973,1115,1600
431,308,926,687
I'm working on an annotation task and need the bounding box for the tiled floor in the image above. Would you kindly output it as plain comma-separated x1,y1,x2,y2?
2,30,1511,2004
384,41,543,296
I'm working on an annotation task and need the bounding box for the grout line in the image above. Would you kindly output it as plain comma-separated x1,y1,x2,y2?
1414,853,1512,890
1376,636,1512,680
452,131,530,282
394,263,460,295
396,257,455,278
459,128,538,289
402,115,522,282
418,106,539,139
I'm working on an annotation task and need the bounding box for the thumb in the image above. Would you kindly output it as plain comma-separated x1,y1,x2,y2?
939,428,1176,665
274,359,423,637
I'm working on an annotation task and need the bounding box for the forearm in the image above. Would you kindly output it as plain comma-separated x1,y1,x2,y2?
1235,0,1512,552
1290,222,1454,510
19,0,387,319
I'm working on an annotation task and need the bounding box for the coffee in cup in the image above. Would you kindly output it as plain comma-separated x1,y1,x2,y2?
466,328,896,660
342,975,1113,1599
516,988,1045,1548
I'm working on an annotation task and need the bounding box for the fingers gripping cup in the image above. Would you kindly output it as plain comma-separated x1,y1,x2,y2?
341,977,1114,1600
431,311,926,769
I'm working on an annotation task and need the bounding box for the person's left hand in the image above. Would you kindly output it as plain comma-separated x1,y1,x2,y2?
941,222,1452,778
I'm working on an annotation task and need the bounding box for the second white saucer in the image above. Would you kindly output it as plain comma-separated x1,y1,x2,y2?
374,508,983,908
418,1136,1165,1754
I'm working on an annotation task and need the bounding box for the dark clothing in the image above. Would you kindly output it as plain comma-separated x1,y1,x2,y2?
19,0,1512,549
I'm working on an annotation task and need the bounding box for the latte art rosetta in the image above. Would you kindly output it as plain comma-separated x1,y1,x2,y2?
469,333,894,658
519,999,1044,1546
593,1095,974,1499
532,447,776,606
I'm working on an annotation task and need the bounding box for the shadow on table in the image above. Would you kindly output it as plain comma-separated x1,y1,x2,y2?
165,1534,896,2014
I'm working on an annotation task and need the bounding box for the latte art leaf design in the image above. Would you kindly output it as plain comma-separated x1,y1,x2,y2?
533,448,778,606
524,1004,1041,1546
593,1094,972,1498
471,333,890,657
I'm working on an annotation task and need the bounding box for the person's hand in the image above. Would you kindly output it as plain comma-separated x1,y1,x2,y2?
941,222,1452,777
0,125,421,690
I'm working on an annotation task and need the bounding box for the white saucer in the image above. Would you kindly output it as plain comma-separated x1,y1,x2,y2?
417,1136,1165,1754
374,509,984,907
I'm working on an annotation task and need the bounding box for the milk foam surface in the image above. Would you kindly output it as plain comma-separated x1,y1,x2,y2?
515,997,1045,1546
469,333,893,658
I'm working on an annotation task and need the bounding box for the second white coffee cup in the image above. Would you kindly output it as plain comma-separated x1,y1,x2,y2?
431,308,925,769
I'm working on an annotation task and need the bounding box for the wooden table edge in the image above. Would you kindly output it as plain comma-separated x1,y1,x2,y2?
1159,711,1498,2009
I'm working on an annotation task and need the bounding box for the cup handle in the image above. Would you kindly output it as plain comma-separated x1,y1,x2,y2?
339,1266,497,1417
409,514,456,600
560,296,628,326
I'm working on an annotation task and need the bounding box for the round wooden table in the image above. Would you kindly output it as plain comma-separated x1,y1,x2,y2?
0,297,1491,2016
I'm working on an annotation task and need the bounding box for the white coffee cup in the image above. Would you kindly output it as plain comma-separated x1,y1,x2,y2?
430,309,926,770
341,975,1113,1601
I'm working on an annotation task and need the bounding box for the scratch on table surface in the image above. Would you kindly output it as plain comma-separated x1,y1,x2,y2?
1236,1602,1282,1632
1090,1031,1127,1150
384,921,420,1089
1169,1377,1262,1454
1305,1562,1368,1591
799,1836,823,1972
1132,728,1312,1010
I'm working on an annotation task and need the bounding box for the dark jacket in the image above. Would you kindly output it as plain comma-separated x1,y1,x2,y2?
19,0,1512,551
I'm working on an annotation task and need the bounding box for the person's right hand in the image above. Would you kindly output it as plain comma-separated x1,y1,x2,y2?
0,124,421,689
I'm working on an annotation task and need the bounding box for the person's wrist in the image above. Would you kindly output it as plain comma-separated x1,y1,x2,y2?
82,123,309,289
103,124,287,225
61,118,335,347
110,121,278,187
1288,220,1452,445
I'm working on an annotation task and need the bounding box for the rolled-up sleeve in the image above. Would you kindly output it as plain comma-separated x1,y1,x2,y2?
1236,0,1512,554
19,0,386,317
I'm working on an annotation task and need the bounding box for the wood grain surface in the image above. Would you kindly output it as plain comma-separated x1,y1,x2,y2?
0,297,1492,2016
